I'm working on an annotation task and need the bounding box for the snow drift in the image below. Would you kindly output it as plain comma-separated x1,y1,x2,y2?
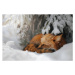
3,42,73,61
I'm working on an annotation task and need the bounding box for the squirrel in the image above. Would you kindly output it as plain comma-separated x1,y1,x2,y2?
24,33,66,53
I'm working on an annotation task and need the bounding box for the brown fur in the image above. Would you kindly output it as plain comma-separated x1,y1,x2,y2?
24,33,66,53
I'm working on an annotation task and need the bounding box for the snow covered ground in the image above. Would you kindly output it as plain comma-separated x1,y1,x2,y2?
2,15,73,61
3,42,73,61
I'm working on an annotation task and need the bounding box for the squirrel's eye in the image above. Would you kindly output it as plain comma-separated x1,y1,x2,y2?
53,40,55,42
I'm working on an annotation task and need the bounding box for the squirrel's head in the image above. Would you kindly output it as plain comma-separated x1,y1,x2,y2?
41,34,66,50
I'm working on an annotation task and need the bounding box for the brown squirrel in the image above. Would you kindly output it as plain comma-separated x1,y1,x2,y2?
24,33,66,53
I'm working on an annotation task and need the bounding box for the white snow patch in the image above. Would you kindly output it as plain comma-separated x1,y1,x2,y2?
3,42,73,61
42,15,73,35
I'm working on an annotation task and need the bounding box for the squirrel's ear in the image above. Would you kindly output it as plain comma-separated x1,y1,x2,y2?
55,34,63,41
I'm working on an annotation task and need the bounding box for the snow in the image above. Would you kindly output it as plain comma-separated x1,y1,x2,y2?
2,15,73,61
3,42,73,61
42,15,73,35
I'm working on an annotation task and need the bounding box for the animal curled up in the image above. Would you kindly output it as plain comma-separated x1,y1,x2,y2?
24,33,66,53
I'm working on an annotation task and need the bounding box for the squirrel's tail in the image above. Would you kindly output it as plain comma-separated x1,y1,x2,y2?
24,44,55,53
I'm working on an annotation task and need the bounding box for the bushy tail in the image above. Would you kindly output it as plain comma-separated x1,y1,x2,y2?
24,44,55,53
